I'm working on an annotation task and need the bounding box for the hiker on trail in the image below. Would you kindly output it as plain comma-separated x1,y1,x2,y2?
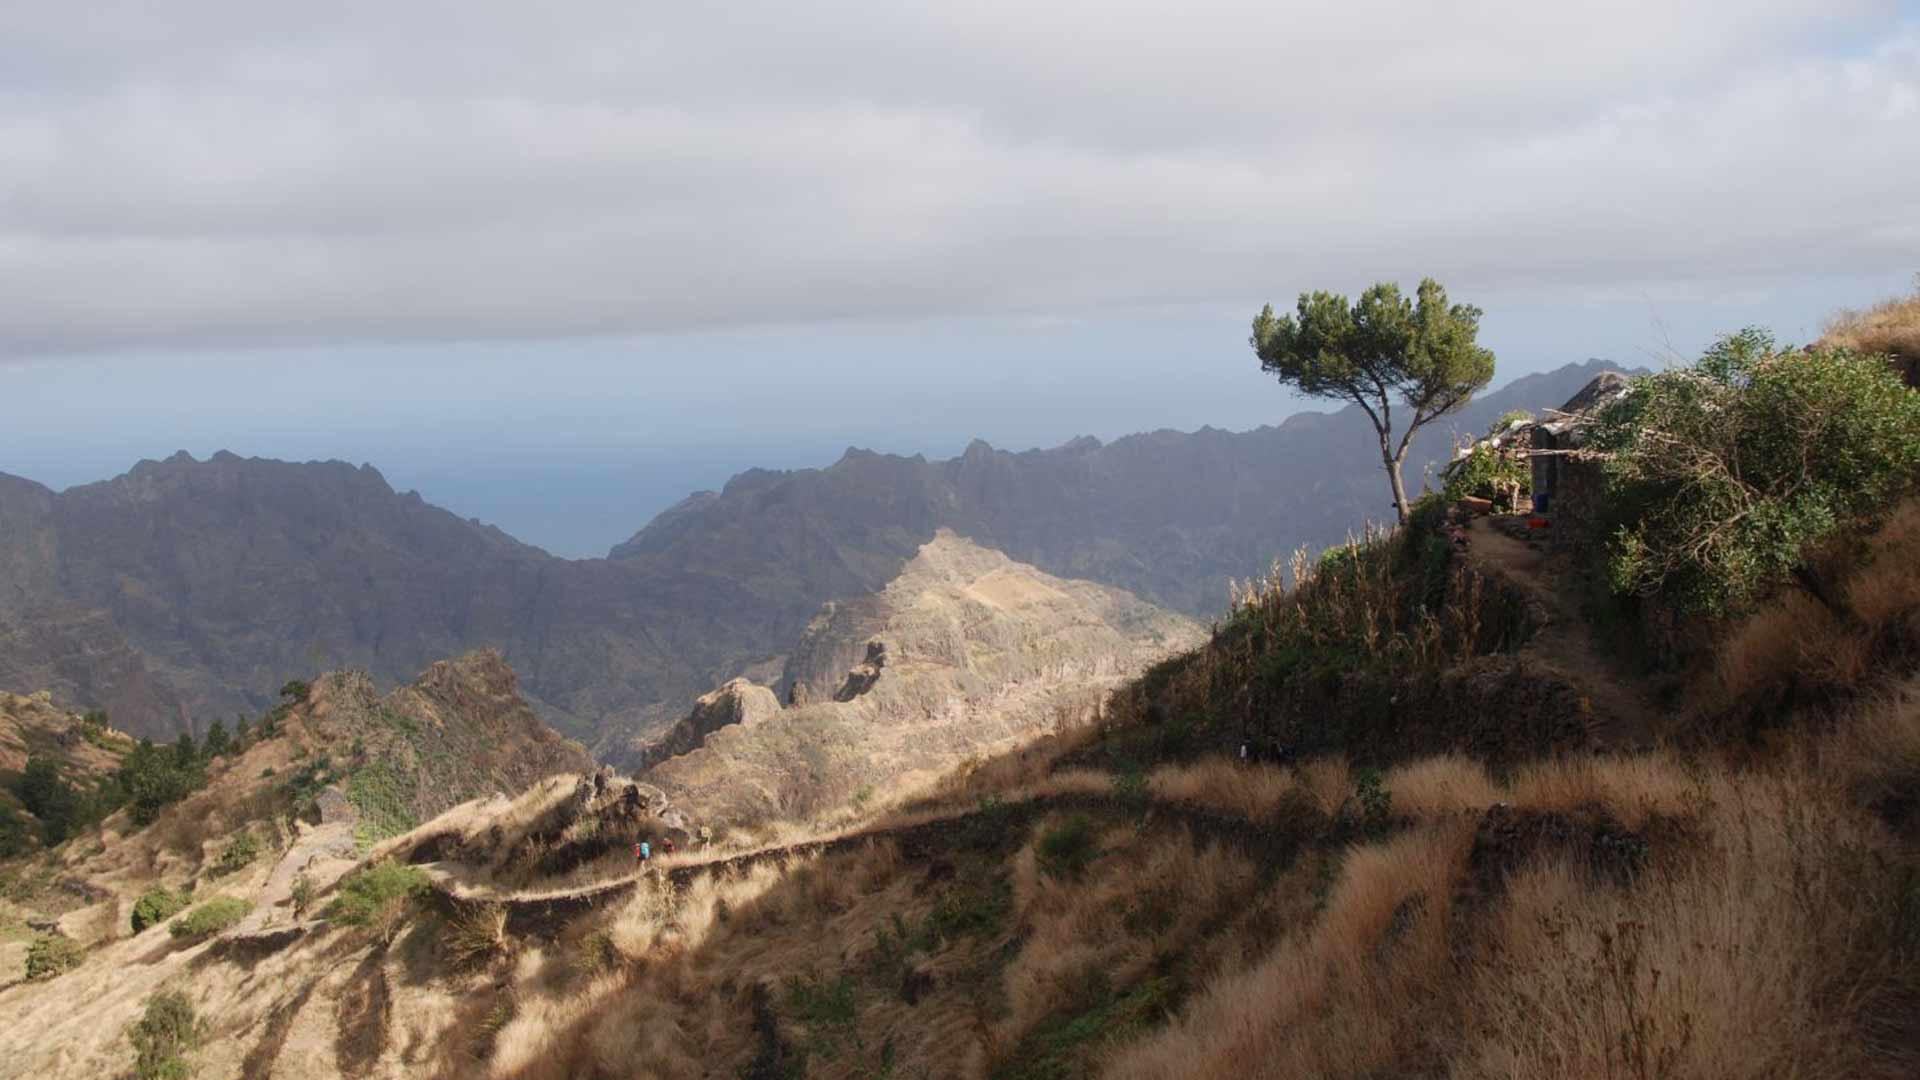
636,840,650,864
663,837,676,856
698,824,713,849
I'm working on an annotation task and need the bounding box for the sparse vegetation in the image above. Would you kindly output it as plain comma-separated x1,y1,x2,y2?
24,933,83,980
442,900,511,968
327,860,428,941
290,873,317,916
209,830,260,876
132,887,191,933
343,760,419,848
1035,814,1099,879
170,896,250,939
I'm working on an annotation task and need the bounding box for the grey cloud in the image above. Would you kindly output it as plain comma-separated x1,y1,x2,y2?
1,1,1915,355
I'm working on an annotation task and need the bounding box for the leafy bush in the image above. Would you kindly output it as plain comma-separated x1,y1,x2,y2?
24,934,83,980
170,896,251,939
1593,330,1920,613
210,831,260,877
132,888,191,933
278,679,311,703
327,860,428,940
128,989,204,1080
1036,815,1100,879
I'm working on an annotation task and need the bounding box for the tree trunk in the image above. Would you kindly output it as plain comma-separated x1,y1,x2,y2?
1382,451,1410,524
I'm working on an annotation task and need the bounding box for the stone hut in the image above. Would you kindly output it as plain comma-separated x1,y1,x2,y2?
1522,372,1632,539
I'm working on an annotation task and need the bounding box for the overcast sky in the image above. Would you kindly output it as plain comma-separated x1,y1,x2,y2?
3,1,1917,555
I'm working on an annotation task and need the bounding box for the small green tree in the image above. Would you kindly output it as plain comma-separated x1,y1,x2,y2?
202,720,230,758
17,756,78,843
1251,278,1496,522
1592,330,1920,613
171,732,199,770
117,738,205,826
233,714,252,746
128,989,204,1080
279,679,311,704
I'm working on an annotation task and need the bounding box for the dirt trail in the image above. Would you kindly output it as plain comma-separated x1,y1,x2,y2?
1463,516,1663,749
419,789,1301,937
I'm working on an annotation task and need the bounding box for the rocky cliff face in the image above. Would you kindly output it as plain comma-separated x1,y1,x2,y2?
636,532,1204,821
637,677,782,768
0,361,1616,746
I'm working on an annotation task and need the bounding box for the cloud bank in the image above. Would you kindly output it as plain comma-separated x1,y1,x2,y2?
2,1,1915,356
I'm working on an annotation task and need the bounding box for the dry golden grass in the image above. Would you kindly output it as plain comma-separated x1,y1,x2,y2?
1454,765,1915,1080
1822,281,1920,364
1834,673,1920,814
1147,760,1306,822
1384,753,1502,817
1105,819,1478,1080
1505,753,1702,828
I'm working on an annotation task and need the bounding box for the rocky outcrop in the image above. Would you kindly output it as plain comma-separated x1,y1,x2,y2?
305,649,595,826
638,678,781,767
637,532,1205,822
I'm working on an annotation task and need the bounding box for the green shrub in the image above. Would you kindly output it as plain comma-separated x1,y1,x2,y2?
210,831,260,877
1593,330,1920,613
1353,767,1394,837
24,934,83,980
343,761,418,848
132,888,191,933
170,896,250,940
128,989,204,1080
327,860,428,938
1036,815,1100,879
278,679,311,703
290,873,316,917
1440,437,1531,511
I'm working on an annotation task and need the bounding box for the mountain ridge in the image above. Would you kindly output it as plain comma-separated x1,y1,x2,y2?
0,360,1622,745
